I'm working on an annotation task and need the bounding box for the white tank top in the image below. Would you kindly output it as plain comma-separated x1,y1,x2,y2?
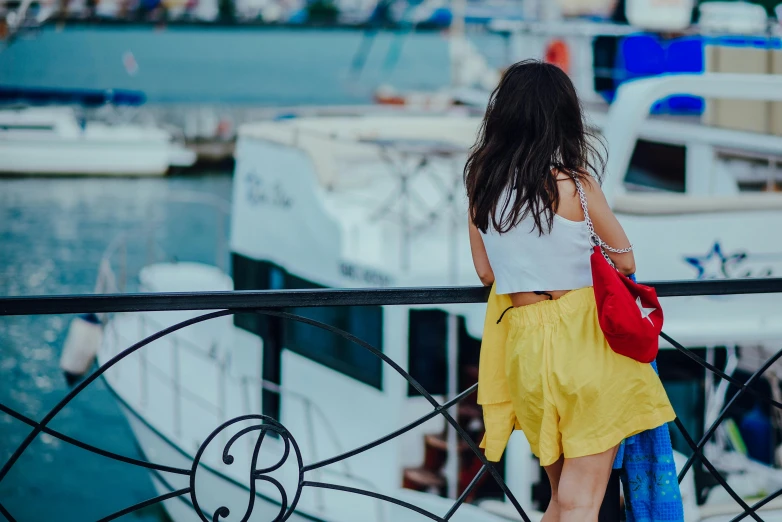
480,199,593,295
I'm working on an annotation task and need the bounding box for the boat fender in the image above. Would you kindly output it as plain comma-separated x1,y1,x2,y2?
740,405,774,464
544,39,570,75
59,313,103,386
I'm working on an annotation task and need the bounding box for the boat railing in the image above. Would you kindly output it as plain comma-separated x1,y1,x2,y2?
133,311,362,473
105,309,388,520
95,193,231,293
3,278,782,522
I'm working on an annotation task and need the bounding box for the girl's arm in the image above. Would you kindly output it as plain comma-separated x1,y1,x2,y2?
583,179,636,276
469,219,495,286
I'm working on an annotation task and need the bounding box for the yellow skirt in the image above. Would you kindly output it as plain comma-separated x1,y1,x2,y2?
504,287,676,467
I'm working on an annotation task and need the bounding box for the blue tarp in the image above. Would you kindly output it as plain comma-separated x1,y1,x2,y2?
603,34,705,115
0,86,146,107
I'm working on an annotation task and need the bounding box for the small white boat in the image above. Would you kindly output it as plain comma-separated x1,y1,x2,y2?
0,106,196,176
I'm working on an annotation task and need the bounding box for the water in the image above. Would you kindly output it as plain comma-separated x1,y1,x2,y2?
0,26,508,104
0,174,233,521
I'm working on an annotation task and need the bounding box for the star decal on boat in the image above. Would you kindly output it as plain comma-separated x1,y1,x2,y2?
684,242,747,280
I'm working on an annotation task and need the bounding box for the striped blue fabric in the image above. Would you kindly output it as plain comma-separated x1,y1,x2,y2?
612,274,684,520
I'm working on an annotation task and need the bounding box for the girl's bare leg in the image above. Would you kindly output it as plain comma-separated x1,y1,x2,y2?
557,446,619,522
541,455,564,522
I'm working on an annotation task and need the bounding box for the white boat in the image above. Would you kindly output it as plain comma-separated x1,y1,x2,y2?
85,72,782,522
0,106,196,175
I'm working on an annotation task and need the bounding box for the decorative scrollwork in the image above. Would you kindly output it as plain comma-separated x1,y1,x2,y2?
189,415,303,522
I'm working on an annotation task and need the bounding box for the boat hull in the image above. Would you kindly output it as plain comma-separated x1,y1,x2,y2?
0,140,187,176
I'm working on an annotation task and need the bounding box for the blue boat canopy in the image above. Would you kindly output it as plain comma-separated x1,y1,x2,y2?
0,86,146,107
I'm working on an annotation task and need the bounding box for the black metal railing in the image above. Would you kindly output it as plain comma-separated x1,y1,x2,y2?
2,278,782,522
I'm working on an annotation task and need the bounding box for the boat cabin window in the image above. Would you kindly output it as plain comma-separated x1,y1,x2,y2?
407,311,481,397
718,150,782,193
408,310,448,396
232,253,384,390
624,139,686,193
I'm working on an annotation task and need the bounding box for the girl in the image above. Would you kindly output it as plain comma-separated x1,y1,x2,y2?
466,60,675,522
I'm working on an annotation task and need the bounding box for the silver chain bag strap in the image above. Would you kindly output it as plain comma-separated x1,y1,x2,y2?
571,177,633,266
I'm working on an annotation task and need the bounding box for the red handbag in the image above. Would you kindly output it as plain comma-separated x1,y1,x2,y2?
575,179,663,363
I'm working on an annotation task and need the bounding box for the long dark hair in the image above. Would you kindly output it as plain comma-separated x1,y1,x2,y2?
464,60,606,235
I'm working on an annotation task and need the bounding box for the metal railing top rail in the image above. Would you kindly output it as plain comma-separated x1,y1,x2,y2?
3,277,782,316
